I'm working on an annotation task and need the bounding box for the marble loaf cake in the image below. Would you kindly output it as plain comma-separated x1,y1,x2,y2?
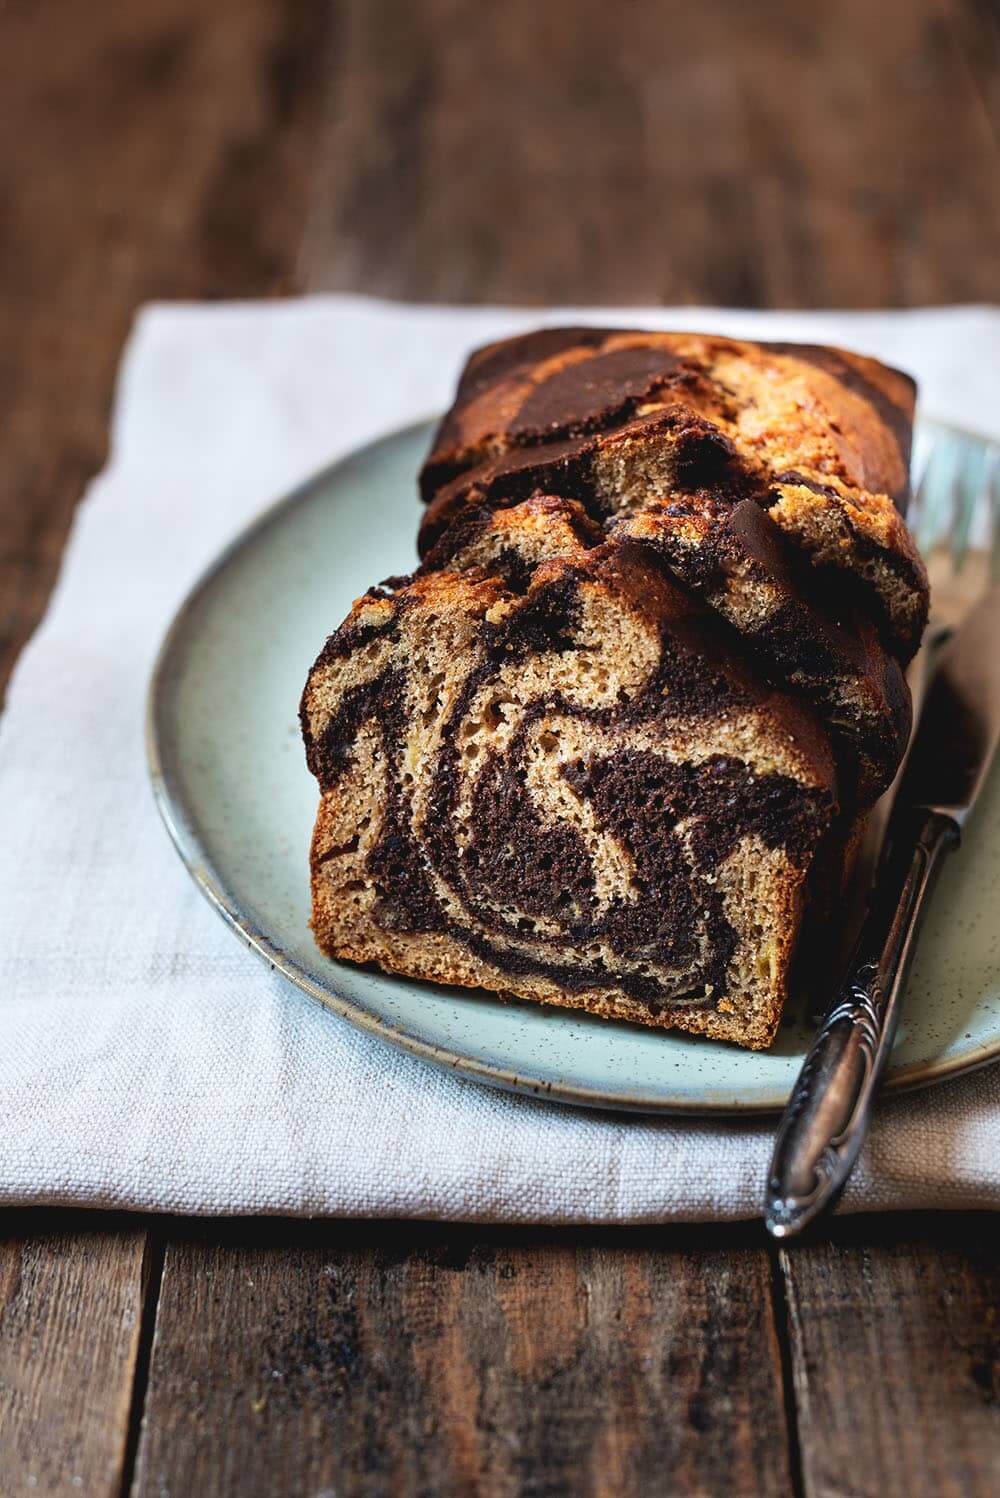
301,329,928,1049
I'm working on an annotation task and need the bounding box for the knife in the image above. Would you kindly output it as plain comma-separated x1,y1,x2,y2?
765,584,1000,1238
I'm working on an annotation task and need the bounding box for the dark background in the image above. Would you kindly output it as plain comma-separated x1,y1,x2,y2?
1,2,999,1494
4,0,1000,701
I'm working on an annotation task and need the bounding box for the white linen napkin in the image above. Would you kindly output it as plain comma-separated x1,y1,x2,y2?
3,296,999,1222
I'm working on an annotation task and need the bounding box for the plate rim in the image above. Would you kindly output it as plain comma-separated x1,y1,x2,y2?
146,412,1000,1116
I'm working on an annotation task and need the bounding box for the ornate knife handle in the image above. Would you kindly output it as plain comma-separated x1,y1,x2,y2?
765,808,959,1239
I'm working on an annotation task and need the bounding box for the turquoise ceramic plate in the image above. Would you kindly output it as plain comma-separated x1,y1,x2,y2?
148,417,1000,1113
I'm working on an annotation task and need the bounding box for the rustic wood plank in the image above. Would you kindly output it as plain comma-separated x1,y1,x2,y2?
305,0,1000,307
131,1222,793,1497
0,1214,158,1497
0,0,328,704
779,1212,1000,1498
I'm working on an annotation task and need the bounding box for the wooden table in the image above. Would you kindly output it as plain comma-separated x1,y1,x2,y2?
2,3,999,1493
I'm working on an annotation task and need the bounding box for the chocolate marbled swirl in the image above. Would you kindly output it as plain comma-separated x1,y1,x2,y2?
301,330,927,1050
303,510,838,1049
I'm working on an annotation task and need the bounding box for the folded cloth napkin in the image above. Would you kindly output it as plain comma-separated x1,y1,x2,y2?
3,297,1000,1222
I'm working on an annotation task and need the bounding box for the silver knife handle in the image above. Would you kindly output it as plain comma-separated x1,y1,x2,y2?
765,808,959,1239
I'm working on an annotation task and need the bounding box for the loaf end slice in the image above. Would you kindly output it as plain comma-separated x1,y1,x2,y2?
301,513,838,1049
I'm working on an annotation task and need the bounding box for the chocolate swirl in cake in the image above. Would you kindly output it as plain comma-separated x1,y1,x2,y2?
303,515,836,1048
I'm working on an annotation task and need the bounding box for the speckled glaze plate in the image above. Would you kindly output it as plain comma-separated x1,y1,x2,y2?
147,417,1000,1114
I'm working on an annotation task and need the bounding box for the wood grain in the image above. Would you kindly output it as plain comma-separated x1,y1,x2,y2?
0,1215,157,1497
131,1222,793,1498
0,0,328,704
779,1213,1000,1498
303,0,1000,306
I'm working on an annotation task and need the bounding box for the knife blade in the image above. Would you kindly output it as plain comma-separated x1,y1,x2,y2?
765,585,1000,1238
895,585,1000,826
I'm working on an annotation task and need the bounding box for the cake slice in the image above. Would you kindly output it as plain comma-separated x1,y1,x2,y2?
302,515,836,1049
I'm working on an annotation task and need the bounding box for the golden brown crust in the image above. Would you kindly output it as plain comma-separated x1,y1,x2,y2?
419,329,928,659
424,329,914,503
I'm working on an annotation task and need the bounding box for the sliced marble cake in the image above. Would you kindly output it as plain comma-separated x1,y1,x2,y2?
302,505,837,1049
301,329,928,1050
